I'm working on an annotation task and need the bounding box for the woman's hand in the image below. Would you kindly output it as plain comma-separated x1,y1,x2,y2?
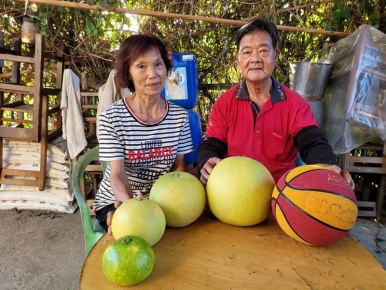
106,201,123,236
200,157,221,184
316,163,355,190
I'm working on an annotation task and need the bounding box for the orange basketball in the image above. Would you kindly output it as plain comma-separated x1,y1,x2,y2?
271,165,358,246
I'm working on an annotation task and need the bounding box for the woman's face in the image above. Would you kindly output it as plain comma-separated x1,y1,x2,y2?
129,48,167,97
236,31,278,83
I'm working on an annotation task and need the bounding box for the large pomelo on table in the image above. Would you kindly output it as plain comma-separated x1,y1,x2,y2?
102,235,154,286
206,156,275,226
111,198,166,246
150,171,206,227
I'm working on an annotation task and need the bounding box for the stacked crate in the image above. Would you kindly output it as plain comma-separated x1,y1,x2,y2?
0,33,64,190
339,143,386,221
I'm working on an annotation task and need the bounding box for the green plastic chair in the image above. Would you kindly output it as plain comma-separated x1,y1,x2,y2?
72,146,106,256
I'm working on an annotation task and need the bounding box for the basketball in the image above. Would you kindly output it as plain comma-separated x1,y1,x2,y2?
271,165,358,246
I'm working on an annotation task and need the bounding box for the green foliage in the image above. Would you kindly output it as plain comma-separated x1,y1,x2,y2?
333,0,351,28
1,0,384,128
332,0,383,30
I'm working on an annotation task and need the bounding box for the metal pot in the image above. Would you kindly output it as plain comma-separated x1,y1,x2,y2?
289,62,333,101
21,10,38,44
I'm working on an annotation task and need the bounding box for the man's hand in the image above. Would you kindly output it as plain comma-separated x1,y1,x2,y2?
316,163,355,190
200,157,221,184
106,201,123,236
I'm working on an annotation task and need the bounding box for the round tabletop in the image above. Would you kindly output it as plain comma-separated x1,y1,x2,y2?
80,210,386,289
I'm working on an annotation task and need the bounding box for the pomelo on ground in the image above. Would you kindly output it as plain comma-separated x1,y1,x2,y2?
111,198,166,246
102,235,154,286
149,171,206,227
206,156,275,226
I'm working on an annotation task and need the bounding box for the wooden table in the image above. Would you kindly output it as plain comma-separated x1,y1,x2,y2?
80,210,386,289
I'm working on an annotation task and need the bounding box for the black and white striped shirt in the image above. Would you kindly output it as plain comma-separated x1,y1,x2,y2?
93,99,194,212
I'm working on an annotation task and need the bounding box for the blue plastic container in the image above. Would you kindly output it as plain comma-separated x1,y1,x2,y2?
162,53,198,110
184,110,202,165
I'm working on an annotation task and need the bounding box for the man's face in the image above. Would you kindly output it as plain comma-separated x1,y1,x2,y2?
236,31,278,82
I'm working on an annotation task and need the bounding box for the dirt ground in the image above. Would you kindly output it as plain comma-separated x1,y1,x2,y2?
0,208,386,290
0,210,85,290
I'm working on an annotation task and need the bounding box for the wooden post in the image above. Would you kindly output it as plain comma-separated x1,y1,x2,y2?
56,42,64,89
0,31,4,71
12,38,21,84
33,34,44,142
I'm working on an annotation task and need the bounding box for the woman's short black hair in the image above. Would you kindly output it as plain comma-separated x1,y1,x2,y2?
114,34,173,91
235,18,279,50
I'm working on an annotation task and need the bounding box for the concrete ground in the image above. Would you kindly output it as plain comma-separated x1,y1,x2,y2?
0,209,385,290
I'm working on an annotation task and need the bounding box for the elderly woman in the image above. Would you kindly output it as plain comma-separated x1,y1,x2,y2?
93,34,194,234
197,17,354,189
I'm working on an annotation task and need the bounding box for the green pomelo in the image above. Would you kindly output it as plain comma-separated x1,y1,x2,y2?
150,171,206,227
206,156,275,226
102,235,154,286
111,199,166,246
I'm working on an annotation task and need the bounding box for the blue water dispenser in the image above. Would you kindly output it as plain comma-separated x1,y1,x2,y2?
162,53,201,165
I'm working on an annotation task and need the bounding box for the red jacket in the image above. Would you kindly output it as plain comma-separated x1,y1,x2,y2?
199,78,336,182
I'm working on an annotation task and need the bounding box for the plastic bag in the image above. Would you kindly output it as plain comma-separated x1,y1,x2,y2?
323,24,386,154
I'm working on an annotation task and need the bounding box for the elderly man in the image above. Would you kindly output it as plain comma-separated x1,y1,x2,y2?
197,17,354,189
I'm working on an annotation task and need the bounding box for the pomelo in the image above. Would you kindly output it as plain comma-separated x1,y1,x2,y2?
111,198,166,246
102,235,154,286
149,171,206,227
206,156,275,226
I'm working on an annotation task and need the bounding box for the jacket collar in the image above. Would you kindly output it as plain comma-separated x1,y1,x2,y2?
235,77,286,103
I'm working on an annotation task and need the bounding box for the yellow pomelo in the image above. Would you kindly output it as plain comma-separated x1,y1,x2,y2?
206,156,275,226
149,171,206,227
111,199,166,246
